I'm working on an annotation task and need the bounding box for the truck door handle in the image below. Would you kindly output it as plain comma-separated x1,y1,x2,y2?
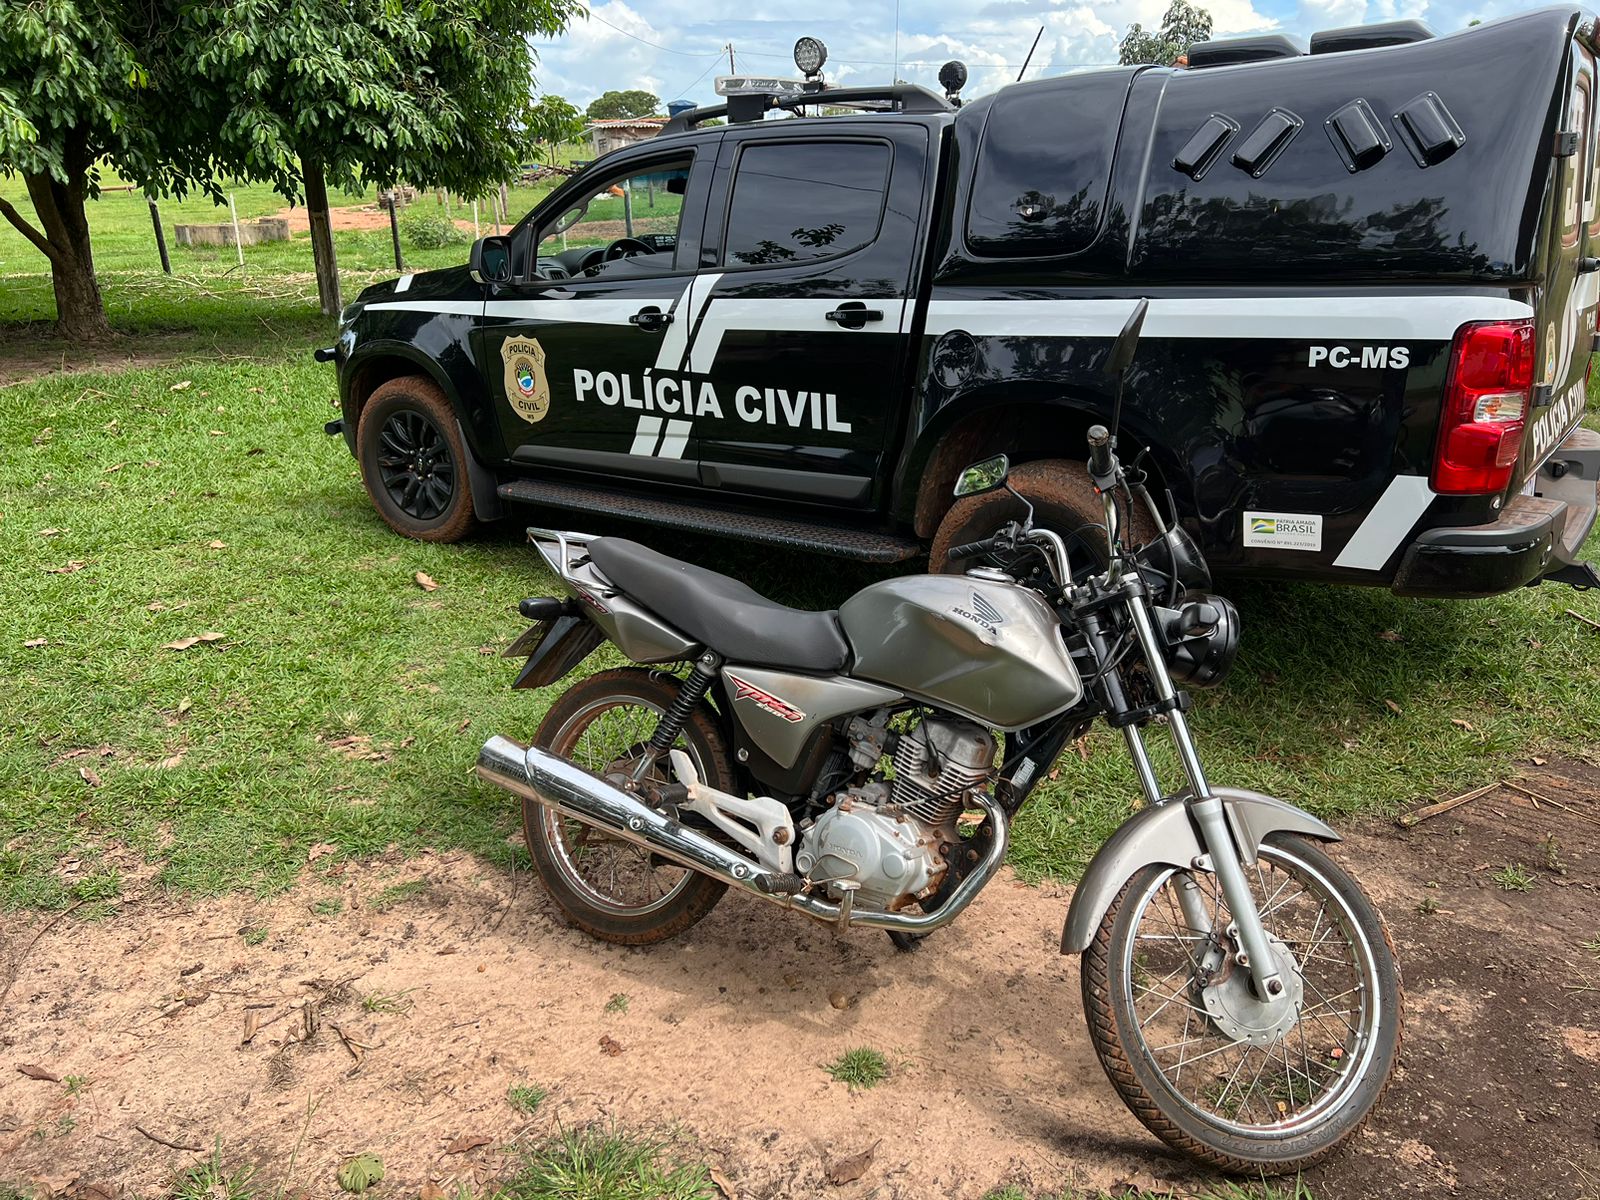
825,303,885,330
629,306,674,332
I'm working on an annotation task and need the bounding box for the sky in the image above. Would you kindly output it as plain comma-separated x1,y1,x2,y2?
530,0,1559,111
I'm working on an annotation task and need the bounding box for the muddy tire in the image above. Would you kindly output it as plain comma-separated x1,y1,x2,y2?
356,375,478,542
523,669,732,945
1081,833,1403,1174
929,458,1155,577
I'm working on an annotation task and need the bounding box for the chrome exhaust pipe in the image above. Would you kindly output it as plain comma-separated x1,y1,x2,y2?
477,736,774,889
476,735,1009,934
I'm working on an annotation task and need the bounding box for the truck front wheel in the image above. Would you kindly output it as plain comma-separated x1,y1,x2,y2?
930,458,1155,577
356,376,479,543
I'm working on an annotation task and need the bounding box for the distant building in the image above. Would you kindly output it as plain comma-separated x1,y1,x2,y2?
586,117,667,156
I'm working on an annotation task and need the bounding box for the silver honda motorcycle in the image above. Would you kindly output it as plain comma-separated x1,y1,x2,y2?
476,315,1401,1174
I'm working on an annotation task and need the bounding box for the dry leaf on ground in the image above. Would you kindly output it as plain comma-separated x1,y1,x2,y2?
157,754,185,770
598,1034,623,1056
825,1141,880,1186
24,638,47,648
45,561,86,575
169,380,192,391
16,1064,60,1082
444,1133,491,1155
208,540,226,549
710,1166,739,1199
1384,699,1404,716
414,571,440,592
163,632,225,651
78,767,102,788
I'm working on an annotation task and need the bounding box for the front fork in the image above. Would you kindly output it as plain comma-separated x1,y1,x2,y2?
1119,583,1287,1001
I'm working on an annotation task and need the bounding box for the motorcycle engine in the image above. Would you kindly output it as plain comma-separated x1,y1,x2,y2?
795,715,997,909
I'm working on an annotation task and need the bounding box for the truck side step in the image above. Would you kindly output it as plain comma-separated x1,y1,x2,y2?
496,478,923,563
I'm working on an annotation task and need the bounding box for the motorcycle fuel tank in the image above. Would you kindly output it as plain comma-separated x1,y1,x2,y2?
839,575,1082,730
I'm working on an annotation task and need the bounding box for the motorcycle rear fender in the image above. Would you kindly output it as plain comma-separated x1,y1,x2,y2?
1059,788,1340,954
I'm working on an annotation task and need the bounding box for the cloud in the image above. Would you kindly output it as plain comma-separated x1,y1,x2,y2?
530,0,1554,109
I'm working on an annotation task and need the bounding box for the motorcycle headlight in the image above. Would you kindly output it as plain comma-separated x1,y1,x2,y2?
1157,592,1240,689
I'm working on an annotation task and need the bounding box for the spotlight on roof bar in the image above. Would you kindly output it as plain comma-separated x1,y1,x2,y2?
794,36,828,79
939,59,969,104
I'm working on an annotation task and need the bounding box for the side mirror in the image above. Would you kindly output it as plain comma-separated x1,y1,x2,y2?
469,235,513,284
953,454,1009,498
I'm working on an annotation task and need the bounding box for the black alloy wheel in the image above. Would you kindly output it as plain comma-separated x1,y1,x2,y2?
376,408,457,522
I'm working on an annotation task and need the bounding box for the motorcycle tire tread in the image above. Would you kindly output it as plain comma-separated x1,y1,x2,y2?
1079,833,1405,1175
523,668,732,946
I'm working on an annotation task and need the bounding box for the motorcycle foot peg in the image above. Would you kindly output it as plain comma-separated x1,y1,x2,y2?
754,872,806,896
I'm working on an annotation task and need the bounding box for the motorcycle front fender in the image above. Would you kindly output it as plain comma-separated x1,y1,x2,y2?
1059,788,1340,954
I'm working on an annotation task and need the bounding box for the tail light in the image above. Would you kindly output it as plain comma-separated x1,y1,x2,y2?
1431,320,1535,495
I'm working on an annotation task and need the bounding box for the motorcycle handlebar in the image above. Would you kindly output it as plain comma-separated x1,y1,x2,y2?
1087,424,1115,485
947,536,1001,561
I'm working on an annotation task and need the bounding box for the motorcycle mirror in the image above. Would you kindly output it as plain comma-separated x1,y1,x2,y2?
953,454,1009,498
1103,299,1149,380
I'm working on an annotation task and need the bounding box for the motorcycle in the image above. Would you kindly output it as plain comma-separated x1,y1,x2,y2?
476,306,1402,1174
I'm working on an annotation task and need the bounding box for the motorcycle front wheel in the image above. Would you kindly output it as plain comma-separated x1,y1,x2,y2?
1081,833,1402,1174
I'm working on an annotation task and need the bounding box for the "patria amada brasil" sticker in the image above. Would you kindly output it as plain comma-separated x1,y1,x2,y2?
1243,511,1323,551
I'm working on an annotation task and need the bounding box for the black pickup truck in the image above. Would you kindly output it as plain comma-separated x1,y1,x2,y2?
320,6,1600,598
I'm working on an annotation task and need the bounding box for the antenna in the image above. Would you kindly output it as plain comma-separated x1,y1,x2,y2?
1103,298,1149,449
1017,26,1043,81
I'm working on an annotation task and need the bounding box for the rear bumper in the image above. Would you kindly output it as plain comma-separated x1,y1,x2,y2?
1393,427,1600,598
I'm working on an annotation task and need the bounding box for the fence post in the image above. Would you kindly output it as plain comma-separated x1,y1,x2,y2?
472,199,480,237
387,192,404,271
226,192,244,268
146,194,172,274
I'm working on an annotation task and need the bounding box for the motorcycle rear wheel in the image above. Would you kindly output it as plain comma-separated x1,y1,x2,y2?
1081,833,1402,1174
523,668,732,945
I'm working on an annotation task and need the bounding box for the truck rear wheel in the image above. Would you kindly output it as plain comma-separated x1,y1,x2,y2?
930,458,1155,577
356,376,479,543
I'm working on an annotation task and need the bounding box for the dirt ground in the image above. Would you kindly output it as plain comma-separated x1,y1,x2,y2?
2,758,1597,1200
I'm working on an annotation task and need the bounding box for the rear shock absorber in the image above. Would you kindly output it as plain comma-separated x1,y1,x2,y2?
647,650,722,755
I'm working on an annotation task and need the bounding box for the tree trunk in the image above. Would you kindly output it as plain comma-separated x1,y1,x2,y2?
0,128,111,340
302,156,342,317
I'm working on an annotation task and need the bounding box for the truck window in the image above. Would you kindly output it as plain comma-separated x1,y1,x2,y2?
721,141,891,267
535,158,691,280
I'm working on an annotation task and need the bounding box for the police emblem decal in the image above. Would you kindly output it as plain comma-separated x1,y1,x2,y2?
500,337,550,424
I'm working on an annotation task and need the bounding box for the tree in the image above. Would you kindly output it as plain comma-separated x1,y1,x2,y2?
165,0,581,317
1119,1,1214,66
0,2,199,339
527,95,584,157
586,90,661,122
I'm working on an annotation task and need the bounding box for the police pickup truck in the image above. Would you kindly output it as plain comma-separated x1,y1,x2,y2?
320,7,1600,598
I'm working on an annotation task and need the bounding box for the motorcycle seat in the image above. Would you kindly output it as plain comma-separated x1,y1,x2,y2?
585,537,851,673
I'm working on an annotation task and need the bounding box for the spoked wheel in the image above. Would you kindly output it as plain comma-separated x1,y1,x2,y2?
523,669,732,945
376,409,456,521
1082,833,1402,1174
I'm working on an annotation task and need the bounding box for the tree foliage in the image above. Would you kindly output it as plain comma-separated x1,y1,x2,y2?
527,94,584,151
1119,1,1214,66
164,0,582,202
585,89,661,122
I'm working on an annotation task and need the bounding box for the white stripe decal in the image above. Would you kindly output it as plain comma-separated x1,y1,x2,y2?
394,273,414,293
628,415,664,456
657,419,693,460
482,293,686,325
365,299,483,316
687,297,902,374
655,272,721,372
922,296,1535,342
1332,475,1436,570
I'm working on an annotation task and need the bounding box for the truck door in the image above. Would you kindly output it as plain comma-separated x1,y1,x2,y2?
472,142,718,486
689,125,929,509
